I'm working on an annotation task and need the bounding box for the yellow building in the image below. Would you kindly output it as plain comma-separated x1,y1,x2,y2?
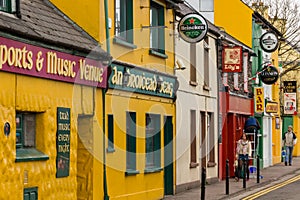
50,0,178,199
0,0,110,199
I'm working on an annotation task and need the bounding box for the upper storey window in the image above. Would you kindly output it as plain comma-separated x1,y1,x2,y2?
115,0,133,44
0,0,17,13
150,1,165,55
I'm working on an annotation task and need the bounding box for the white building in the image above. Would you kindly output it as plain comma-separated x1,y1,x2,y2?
174,3,220,192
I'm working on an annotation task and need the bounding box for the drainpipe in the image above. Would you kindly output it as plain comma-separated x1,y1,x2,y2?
103,0,110,199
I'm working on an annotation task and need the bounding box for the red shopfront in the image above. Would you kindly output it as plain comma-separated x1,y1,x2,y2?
219,91,254,179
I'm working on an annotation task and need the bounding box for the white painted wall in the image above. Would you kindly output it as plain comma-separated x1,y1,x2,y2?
175,33,219,186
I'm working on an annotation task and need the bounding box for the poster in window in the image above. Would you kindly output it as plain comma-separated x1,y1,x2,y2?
56,107,71,178
283,93,297,115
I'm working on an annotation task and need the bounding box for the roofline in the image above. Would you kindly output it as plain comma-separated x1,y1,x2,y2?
253,11,283,37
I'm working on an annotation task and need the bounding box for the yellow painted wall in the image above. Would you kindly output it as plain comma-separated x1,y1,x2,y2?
271,52,282,164
50,0,175,74
49,0,176,199
105,91,175,200
0,72,103,199
215,0,253,48
50,0,101,42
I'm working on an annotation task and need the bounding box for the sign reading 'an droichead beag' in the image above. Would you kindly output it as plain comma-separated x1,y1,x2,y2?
0,36,107,88
56,107,71,178
108,64,177,99
178,13,208,43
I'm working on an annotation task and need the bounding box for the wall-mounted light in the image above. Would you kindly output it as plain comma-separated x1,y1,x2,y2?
175,59,186,70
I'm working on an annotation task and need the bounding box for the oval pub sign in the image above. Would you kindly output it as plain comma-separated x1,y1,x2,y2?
178,13,208,43
259,65,279,85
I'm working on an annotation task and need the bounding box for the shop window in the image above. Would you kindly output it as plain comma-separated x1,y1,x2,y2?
149,1,166,58
125,112,139,175
107,114,115,153
16,113,49,162
145,113,162,173
114,0,136,48
24,187,38,200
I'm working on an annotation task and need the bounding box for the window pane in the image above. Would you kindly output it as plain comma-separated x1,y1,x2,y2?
16,115,21,129
200,0,214,11
150,7,158,49
108,115,114,149
126,112,136,170
115,0,127,39
115,0,121,36
0,0,6,9
146,114,160,168
24,114,36,147
150,2,164,53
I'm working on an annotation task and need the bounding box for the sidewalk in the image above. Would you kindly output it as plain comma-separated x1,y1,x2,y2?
163,157,300,200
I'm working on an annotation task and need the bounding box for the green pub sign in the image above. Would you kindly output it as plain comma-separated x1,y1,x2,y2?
56,107,71,178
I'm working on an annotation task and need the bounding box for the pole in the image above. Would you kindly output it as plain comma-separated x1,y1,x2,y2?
201,167,206,200
257,154,260,183
243,159,246,188
103,0,110,199
225,159,229,195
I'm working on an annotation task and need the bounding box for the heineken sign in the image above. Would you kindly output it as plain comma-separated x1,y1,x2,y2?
178,13,208,43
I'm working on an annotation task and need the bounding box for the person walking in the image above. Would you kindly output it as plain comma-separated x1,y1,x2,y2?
283,125,297,166
235,133,252,181
244,116,260,157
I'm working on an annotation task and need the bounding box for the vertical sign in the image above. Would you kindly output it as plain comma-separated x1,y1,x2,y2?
283,81,297,115
56,107,71,178
255,87,264,113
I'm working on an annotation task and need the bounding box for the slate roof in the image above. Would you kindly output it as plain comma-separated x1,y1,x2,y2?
0,0,111,61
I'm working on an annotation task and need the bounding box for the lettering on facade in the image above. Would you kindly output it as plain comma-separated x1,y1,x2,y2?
0,37,107,88
109,65,176,98
56,107,71,178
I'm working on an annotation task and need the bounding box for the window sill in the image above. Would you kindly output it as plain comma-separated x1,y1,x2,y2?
144,167,163,174
16,148,49,162
190,162,199,168
113,37,137,49
106,147,115,153
207,161,216,168
203,85,211,91
125,169,140,176
149,49,168,59
189,81,198,86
